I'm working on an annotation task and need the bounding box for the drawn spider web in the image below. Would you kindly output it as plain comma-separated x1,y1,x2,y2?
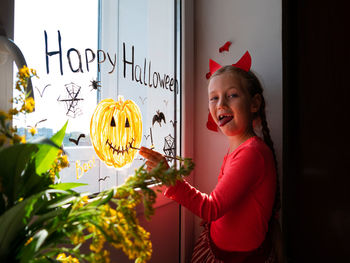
163,134,175,162
57,82,84,118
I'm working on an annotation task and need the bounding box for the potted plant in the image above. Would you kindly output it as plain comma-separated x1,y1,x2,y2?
0,66,194,263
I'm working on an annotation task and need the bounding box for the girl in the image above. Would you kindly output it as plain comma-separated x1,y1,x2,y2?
139,52,281,263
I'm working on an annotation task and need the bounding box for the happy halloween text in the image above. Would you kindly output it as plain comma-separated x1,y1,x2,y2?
45,30,179,94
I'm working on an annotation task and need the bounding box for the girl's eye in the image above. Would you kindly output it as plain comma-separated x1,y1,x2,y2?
228,93,238,98
209,96,218,101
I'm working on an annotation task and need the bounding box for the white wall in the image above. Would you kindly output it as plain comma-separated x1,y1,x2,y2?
192,0,282,240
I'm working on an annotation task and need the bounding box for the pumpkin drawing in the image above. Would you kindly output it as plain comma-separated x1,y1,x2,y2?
90,96,142,168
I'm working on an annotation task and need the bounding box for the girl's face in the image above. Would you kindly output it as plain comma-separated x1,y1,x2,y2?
208,72,260,138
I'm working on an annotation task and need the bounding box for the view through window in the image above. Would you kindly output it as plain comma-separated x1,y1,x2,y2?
14,0,181,193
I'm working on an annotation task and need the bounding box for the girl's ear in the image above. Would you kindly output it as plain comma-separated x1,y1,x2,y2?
250,94,262,113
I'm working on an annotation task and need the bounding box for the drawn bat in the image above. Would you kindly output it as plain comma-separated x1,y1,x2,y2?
152,110,166,127
69,133,86,145
98,176,110,182
144,134,151,140
219,41,232,53
139,96,147,104
27,119,48,133
35,84,51,97
35,119,47,127
170,120,176,127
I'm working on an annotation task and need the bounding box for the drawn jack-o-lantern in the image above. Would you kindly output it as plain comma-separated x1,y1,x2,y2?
90,96,142,168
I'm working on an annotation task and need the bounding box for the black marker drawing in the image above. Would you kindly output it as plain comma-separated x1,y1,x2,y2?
143,128,154,149
152,110,166,127
69,133,86,145
90,79,101,91
57,82,84,118
163,99,168,107
67,48,83,73
27,118,48,131
35,84,51,98
139,96,147,104
98,176,110,182
170,120,176,127
163,134,175,162
28,119,47,128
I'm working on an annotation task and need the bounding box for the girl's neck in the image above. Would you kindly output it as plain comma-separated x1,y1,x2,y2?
228,131,256,153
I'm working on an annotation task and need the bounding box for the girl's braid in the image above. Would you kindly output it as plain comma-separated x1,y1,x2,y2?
259,97,281,217
246,69,281,218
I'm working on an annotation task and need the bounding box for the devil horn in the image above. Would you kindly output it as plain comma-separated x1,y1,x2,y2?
232,51,251,72
206,112,218,132
209,59,222,75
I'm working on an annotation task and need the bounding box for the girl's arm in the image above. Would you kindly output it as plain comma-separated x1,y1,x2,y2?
140,146,268,222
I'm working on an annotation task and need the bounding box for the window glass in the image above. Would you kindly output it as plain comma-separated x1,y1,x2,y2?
14,0,99,192
99,0,181,188
14,0,181,193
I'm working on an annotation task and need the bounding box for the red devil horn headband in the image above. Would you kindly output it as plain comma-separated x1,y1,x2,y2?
209,51,252,75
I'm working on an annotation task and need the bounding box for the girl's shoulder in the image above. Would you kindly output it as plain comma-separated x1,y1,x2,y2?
229,136,272,161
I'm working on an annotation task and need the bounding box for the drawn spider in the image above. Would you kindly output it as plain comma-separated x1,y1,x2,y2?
90,79,101,91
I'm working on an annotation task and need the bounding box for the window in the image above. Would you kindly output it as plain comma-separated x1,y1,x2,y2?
14,0,181,193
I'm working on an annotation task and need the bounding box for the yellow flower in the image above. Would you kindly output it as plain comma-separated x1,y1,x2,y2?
56,253,80,263
70,233,85,245
81,195,89,204
12,134,25,144
86,224,96,233
28,127,37,136
19,65,30,78
8,108,19,116
23,97,35,113
15,81,22,91
61,155,69,168
75,195,89,209
30,68,37,76
24,237,33,246
56,253,67,260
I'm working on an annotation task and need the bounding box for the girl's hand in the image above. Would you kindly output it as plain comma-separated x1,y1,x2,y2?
139,147,170,172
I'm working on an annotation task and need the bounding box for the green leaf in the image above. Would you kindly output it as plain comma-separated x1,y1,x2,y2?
0,143,38,207
21,160,52,199
49,183,87,191
32,137,61,149
0,193,40,259
19,229,48,263
35,121,68,175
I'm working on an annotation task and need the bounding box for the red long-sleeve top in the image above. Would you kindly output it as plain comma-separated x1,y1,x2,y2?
164,136,276,252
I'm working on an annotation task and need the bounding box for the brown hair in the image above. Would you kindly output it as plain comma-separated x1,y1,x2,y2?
211,66,281,218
